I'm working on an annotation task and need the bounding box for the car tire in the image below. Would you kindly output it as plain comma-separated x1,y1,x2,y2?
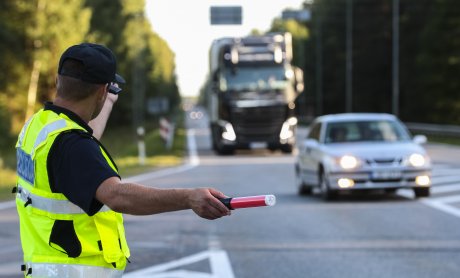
214,139,235,156
384,188,397,194
280,144,293,154
215,146,234,155
320,171,337,201
296,166,312,195
414,187,430,198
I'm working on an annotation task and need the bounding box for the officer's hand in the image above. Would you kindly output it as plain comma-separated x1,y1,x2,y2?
106,85,119,105
188,188,231,220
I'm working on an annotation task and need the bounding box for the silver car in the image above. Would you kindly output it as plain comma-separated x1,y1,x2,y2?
295,113,431,200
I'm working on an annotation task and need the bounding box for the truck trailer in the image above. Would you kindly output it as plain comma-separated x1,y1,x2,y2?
206,32,304,155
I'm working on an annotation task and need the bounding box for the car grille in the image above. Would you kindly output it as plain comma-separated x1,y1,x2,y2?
365,158,403,165
230,105,286,142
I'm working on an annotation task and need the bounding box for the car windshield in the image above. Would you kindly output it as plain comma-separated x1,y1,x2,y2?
324,120,411,144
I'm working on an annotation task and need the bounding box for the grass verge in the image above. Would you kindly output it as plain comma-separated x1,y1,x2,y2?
426,135,460,146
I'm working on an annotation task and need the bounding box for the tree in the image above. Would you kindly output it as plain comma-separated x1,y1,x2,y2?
85,0,180,128
0,0,90,134
400,0,460,124
25,0,91,120
305,0,460,124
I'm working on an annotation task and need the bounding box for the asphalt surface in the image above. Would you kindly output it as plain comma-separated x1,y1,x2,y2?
1,110,460,277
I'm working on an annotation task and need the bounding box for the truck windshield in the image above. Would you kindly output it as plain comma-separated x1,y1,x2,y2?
222,66,289,91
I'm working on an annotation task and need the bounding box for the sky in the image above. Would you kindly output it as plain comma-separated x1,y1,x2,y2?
145,0,305,97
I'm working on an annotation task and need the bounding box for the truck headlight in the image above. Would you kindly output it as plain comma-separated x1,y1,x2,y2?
222,123,236,141
280,117,297,140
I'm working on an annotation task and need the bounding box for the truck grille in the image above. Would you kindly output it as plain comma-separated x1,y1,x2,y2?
230,105,286,142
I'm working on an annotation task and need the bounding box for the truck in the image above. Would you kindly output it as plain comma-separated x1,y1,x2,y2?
206,32,304,155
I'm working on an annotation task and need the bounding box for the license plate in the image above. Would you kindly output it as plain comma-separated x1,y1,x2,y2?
250,142,267,149
371,170,402,180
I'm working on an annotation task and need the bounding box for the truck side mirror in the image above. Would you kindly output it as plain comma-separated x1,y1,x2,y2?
211,71,220,92
212,71,219,82
294,67,304,94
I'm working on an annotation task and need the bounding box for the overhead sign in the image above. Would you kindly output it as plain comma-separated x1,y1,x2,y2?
147,97,169,115
282,9,311,22
210,6,242,25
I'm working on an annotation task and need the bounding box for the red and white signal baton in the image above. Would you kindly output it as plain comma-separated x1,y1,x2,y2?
219,195,276,210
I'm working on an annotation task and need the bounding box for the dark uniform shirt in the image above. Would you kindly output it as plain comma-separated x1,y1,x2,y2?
45,102,119,216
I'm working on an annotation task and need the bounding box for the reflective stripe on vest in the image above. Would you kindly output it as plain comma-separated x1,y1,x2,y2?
17,117,32,147
17,185,111,215
31,119,67,157
24,262,124,278
16,119,68,185
16,109,130,271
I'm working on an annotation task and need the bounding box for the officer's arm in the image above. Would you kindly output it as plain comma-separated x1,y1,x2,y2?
95,176,231,220
89,92,118,140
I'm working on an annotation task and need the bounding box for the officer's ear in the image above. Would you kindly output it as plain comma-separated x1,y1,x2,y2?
96,84,108,101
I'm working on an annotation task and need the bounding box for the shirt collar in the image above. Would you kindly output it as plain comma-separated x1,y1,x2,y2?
44,102,94,134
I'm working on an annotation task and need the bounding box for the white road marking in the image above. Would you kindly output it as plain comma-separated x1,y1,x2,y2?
209,250,235,278
123,250,234,278
431,175,460,185
0,200,15,210
127,270,211,278
398,183,460,220
427,194,460,204
421,199,460,218
430,184,460,194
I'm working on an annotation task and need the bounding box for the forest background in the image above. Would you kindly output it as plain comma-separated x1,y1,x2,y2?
1,0,459,190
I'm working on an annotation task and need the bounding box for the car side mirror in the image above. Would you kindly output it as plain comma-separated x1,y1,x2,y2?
303,139,319,148
413,135,427,144
211,70,222,91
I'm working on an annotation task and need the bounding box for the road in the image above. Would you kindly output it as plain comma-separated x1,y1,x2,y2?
2,110,460,277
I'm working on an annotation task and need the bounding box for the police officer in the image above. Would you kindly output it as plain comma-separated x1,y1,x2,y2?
15,43,231,277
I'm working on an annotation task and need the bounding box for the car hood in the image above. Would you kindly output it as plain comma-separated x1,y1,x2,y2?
323,142,427,159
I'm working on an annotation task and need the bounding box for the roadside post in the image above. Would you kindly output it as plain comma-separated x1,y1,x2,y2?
137,126,146,165
159,117,175,149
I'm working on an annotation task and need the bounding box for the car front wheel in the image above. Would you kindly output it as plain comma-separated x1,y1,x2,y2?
296,166,312,195
414,187,430,198
320,171,337,200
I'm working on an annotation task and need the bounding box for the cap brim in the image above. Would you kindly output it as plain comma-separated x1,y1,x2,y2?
115,74,125,84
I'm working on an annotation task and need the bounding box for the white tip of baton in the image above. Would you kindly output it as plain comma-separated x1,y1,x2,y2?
265,195,276,206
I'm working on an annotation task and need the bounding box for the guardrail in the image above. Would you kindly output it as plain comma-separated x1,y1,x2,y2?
406,123,460,137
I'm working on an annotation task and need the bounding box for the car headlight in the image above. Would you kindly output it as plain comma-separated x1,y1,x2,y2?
339,155,359,169
408,153,426,167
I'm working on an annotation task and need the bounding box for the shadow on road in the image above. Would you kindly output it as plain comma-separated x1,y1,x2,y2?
276,190,414,206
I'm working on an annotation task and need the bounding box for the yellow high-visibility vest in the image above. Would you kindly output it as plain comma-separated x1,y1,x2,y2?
15,109,130,277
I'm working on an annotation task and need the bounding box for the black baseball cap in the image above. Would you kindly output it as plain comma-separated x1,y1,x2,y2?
58,43,125,85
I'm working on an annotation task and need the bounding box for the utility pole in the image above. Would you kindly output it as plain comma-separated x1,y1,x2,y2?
346,0,353,112
392,0,400,116
131,13,147,165
315,6,323,116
